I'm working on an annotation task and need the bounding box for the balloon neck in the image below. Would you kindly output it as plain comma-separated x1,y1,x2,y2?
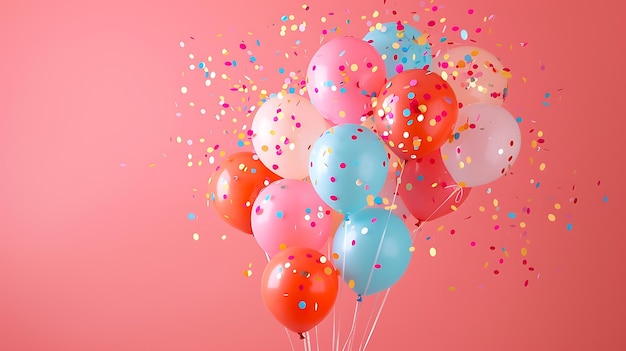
357,294,363,302
298,332,306,340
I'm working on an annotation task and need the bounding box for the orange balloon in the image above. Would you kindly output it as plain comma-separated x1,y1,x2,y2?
374,69,458,160
208,152,281,234
261,247,339,335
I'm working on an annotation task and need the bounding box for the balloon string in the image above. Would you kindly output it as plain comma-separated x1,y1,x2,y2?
341,298,361,351
356,288,383,351
301,333,308,351
284,327,295,351
410,185,462,242
334,220,350,351
307,331,312,351
361,159,405,296
361,288,391,351
315,326,320,351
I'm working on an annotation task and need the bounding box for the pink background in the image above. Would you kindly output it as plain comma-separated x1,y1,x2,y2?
1,0,624,350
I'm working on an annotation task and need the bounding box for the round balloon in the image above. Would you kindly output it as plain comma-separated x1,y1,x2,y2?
433,46,510,107
374,69,458,160
208,152,282,234
306,36,387,125
333,208,412,296
251,179,333,256
251,94,330,179
399,149,472,221
440,102,521,187
261,247,339,335
363,21,432,79
308,124,388,215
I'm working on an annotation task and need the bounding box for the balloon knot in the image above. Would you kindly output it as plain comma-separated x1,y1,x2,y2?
357,295,363,302
298,333,306,340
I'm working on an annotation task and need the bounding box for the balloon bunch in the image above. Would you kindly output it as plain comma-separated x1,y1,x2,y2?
208,21,521,339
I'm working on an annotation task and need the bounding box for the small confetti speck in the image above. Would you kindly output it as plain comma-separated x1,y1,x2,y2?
192,233,200,241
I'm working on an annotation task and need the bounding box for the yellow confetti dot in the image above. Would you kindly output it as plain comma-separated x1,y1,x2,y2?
436,225,444,232
350,63,359,71
521,247,528,256
324,267,333,275
539,162,546,171
548,213,556,222
180,86,188,94
348,279,355,289
221,235,227,240
448,286,456,292
192,233,199,241
409,246,416,252
554,203,561,210
429,247,437,257
520,221,526,228
479,206,486,212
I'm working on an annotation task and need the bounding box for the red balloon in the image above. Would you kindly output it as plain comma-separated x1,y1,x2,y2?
399,149,471,221
374,69,458,160
208,152,281,234
261,247,339,335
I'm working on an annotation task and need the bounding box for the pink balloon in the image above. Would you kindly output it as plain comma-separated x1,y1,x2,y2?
399,150,472,222
440,102,522,187
251,179,333,256
306,36,387,125
433,46,510,107
251,94,331,179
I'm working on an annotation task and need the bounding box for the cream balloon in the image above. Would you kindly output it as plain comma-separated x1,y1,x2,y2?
440,103,521,187
251,94,330,179
433,46,510,107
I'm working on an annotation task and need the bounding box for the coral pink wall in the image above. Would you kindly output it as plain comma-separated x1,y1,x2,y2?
1,0,624,350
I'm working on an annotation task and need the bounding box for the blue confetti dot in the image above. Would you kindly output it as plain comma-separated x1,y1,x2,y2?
460,29,468,40
187,213,196,220
516,116,523,123
508,212,516,219
276,211,284,218
298,301,307,309
603,196,608,203
567,223,573,231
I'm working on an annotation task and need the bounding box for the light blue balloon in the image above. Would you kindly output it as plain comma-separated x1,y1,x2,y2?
332,208,412,296
363,21,432,79
308,124,388,215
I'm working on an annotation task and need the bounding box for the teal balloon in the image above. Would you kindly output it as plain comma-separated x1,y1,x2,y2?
363,21,432,79
309,124,388,215
332,208,412,296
